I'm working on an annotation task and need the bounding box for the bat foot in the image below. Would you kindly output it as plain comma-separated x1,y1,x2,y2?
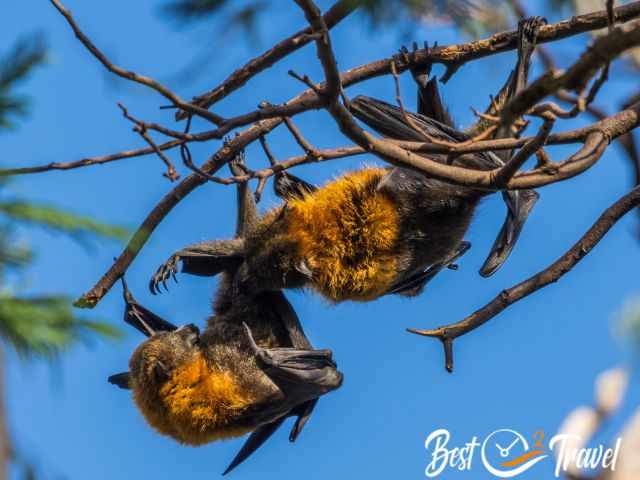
518,16,546,45
399,40,432,89
149,254,180,295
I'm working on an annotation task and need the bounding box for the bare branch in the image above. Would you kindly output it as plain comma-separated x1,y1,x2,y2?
175,0,356,120
70,1,640,309
74,117,285,308
299,5,640,192
500,21,640,128
491,113,554,187
49,0,225,126
408,184,640,372
181,0,640,122
118,104,180,181
283,118,321,160
0,141,182,176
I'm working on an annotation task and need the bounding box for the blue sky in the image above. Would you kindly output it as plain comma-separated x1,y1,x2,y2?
3,1,640,479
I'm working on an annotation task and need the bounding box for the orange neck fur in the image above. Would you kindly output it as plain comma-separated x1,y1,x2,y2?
133,353,255,446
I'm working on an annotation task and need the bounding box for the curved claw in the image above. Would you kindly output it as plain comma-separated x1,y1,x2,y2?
149,255,180,295
229,149,252,177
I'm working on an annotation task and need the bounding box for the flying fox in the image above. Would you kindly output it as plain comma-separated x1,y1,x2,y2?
149,16,544,303
108,154,343,475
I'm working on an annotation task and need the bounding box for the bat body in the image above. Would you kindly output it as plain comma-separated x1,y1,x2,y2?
110,153,343,475
149,17,544,302
127,284,341,448
240,165,475,301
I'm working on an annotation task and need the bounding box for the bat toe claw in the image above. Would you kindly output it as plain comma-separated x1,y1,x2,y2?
149,255,180,294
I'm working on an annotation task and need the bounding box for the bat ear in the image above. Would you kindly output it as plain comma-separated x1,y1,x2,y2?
108,372,131,390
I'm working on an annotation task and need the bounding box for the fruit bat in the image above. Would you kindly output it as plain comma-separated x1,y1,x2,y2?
149,17,544,303
108,153,343,475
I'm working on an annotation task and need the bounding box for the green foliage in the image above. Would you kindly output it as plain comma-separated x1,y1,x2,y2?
0,32,128,357
0,295,121,358
0,34,47,130
0,201,129,242
0,196,129,357
0,201,127,357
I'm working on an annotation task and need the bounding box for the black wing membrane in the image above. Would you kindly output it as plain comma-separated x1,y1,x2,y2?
222,417,287,476
350,92,538,276
388,241,472,296
224,320,342,475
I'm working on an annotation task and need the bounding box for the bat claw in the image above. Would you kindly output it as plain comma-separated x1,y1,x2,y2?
149,255,180,295
399,39,432,86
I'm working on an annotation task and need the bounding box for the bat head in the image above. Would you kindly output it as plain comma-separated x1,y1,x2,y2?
128,323,201,389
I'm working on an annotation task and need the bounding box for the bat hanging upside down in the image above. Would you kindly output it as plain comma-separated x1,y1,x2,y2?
149,16,546,304
109,154,343,475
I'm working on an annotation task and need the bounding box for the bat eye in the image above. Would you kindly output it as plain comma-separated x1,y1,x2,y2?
178,323,200,347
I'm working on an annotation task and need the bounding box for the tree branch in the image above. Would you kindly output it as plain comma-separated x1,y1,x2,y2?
408,184,640,372
0,141,182,176
499,21,640,128
73,117,284,308
175,0,356,120
49,0,225,126
69,1,640,309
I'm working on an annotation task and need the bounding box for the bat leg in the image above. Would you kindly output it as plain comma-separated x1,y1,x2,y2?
109,280,178,390
228,149,259,237
274,171,317,201
122,276,177,335
399,42,431,96
388,241,471,296
512,16,547,98
466,16,546,142
479,189,539,277
477,16,544,274
400,42,455,126
149,238,244,295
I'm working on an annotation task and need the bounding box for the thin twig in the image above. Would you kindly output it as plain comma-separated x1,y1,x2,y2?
0,141,182,176
283,118,322,160
491,113,555,187
118,104,179,181
48,0,226,126
176,0,356,119
500,21,640,128
72,2,640,309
